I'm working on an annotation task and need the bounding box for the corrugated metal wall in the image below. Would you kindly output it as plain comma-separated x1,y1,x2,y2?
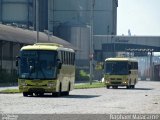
0,0,49,33
0,40,24,84
1,0,32,27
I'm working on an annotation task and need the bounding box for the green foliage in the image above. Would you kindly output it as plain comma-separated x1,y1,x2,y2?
74,82,105,89
0,69,18,84
0,89,20,93
95,62,104,70
79,70,89,77
76,69,90,81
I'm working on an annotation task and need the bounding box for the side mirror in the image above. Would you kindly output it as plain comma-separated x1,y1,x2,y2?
16,56,20,67
129,71,131,74
16,60,18,67
58,62,62,69
57,59,62,69
102,63,104,70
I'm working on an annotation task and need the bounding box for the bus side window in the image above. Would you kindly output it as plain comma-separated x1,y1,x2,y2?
66,52,69,65
61,51,63,64
64,52,66,64
70,52,73,65
135,62,138,69
128,64,131,70
73,53,75,65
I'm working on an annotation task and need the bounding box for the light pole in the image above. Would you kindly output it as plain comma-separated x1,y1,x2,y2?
89,0,95,85
44,30,51,42
111,36,116,57
36,0,39,43
149,49,154,80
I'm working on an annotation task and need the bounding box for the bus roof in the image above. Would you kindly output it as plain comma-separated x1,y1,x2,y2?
105,57,137,62
21,43,75,52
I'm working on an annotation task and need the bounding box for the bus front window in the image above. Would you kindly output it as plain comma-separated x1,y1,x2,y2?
105,61,128,75
19,50,58,80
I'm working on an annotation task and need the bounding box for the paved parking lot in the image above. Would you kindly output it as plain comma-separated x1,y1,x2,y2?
0,81,160,114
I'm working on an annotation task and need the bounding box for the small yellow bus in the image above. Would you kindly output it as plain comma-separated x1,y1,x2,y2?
17,43,75,96
104,57,138,89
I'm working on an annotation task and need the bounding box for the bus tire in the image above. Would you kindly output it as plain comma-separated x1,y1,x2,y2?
113,86,118,89
56,83,62,97
132,79,136,89
127,85,133,89
66,82,71,96
23,92,28,97
39,93,44,96
28,92,33,96
127,80,131,89
64,91,69,96
106,86,110,89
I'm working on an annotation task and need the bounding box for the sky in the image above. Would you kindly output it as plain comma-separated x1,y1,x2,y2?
117,0,160,36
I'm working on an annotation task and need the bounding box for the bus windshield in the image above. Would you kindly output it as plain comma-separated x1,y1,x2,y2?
19,50,58,80
105,61,129,75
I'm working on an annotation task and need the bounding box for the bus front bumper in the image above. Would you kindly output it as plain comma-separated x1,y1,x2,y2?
19,86,56,93
105,81,128,86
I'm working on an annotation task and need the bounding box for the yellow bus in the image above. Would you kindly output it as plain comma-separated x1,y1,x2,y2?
17,43,75,97
104,57,138,89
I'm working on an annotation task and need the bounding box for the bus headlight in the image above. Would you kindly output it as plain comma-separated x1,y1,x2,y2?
21,82,27,86
106,81,110,83
122,81,127,84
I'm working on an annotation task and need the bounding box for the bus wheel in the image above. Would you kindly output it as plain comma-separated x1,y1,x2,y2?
106,86,110,89
28,92,33,96
132,80,136,89
39,93,44,96
113,86,118,89
64,91,69,96
23,92,28,97
127,80,131,89
126,85,131,89
66,83,71,96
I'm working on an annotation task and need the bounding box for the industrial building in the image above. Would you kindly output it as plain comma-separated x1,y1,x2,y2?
0,0,48,31
0,0,160,81
49,0,118,66
0,24,74,84
94,35,160,61
0,0,118,35
93,35,160,80
0,0,118,66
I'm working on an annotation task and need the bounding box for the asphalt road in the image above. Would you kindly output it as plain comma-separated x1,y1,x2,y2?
0,81,160,116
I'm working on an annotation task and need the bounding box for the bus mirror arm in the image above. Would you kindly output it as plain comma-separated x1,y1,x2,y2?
16,56,20,67
102,64,104,70
57,59,62,69
58,62,62,69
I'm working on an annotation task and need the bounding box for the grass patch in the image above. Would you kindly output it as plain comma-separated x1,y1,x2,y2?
0,89,20,94
74,82,105,89
0,82,105,94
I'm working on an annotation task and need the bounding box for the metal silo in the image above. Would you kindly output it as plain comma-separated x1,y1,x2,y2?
50,0,118,67
49,0,118,35
70,26,90,62
54,21,90,66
